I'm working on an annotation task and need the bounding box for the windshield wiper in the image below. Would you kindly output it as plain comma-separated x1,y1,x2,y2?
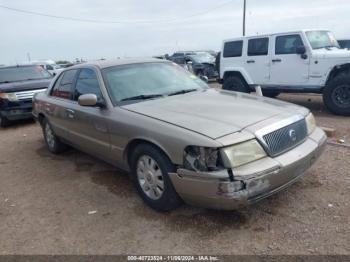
168,89,198,96
120,94,164,102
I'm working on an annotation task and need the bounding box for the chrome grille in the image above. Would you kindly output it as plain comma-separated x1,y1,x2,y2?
262,119,307,157
14,88,47,101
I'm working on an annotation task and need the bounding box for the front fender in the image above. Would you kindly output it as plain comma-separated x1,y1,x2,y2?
221,67,254,85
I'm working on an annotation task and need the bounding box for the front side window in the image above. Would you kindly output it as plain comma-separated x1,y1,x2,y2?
0,66,51,84
248,38,269,56
102,62,208,104
275,35,303,55
306,30,339,49
223,41,243,58
73,69,102,101
51,69,78,100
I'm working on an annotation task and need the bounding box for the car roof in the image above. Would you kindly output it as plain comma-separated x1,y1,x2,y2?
68,58,170,70
223,29,330,42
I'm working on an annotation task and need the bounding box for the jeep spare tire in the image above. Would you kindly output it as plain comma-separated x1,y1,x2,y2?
223,76,249,93
323,75,350,116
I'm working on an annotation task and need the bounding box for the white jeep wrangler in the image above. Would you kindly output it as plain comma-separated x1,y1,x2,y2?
219,30,350,116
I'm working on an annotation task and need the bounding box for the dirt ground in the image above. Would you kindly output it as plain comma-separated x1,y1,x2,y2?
0,90,349,255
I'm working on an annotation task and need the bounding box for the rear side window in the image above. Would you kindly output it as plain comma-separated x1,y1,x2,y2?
223,41,243,57
73,69,102,101
275,34,303,55
248,38,269,56
51,69,78,100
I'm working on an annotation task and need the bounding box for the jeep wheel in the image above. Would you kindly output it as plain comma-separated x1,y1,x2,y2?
42,118,67,153
263,90,280,98
0,115,10,128
323,75,350,116
130,143,182,212
223,76,249,93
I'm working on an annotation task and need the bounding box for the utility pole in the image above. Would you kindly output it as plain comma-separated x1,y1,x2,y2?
27,52,31,62
243,0,246,36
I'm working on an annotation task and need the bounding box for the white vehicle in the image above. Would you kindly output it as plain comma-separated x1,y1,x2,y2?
30,60,63,76
220,30,350,116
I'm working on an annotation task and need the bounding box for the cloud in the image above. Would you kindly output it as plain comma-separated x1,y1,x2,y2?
0,0,349,64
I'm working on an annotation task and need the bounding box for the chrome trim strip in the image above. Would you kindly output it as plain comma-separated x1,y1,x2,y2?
14,88,47,100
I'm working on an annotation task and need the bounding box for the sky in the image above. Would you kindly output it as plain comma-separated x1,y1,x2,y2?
1,0,350,65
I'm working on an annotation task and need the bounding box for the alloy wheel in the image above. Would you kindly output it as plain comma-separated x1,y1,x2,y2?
136,155,164,200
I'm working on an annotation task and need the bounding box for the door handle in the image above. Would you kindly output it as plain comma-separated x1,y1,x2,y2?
65,109,75,119
247,60,255,63
272,58,282,63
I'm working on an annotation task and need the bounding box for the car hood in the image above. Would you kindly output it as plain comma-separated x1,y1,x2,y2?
313,48,350,60
0,78,52,92
122,89,308,139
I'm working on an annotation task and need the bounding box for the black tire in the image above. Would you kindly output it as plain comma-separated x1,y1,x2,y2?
263,90,280,98
42,118,67,154
130,143,182,212
196,70,204,78
323,75,350,116
223,76,249,93
0,115,10,128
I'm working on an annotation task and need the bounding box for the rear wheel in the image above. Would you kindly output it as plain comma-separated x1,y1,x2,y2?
130,143,182,211
263,90,280,98
323,75,350,116
42,118,67,153
0,115,10,128
223,76,249,93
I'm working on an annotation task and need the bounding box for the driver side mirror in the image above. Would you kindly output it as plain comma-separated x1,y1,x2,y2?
296,45,308,59
78,94,105,108
296,45,306,54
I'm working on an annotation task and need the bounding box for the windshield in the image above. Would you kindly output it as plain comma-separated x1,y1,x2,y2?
306,31,340,49
189,53,215,63
0,66,52,83
102,62,208,104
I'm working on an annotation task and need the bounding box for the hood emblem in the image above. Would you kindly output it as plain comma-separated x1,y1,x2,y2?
289,129,297,142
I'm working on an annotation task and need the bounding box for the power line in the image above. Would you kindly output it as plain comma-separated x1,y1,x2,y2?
0,1,235,24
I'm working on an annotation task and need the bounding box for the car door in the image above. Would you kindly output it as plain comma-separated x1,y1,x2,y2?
245,37,270,84
65,67,112,160
269,34,310,85
46,69,78,139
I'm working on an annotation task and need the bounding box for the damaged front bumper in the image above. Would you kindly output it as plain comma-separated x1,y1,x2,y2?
169,127,327,210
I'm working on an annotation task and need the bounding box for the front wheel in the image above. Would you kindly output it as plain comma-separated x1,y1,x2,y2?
0,115,10,128
130,144,182,211
323,75,350,116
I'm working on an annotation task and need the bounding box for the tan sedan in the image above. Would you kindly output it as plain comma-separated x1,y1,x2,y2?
33,59,326,211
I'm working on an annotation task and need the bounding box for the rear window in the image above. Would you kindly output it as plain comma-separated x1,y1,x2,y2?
0,66,52,84
51,69,78,100
248,38,269,56
223,41,243,58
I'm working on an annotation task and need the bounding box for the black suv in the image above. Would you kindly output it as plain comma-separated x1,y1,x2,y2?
0,65,52,127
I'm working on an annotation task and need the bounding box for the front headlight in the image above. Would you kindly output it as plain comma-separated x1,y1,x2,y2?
0,92,18,102
222,140,266,168
183,146,222,172
305,113,316,134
